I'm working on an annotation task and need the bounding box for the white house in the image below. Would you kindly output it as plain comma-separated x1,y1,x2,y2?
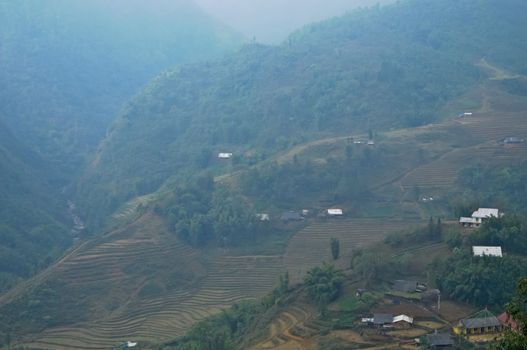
256,213,270,221
327,209,343,216
218,152,233,159
464,112,473,116
459,208,499,228
473,246,503,257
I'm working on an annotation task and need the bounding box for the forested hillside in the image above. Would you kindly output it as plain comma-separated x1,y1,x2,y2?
0,121,69,293
0,0,241,293
0,0,242,182
78,0,527,223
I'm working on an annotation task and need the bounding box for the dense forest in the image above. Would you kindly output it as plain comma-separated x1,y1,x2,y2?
0,122,69,293
77,0,527,225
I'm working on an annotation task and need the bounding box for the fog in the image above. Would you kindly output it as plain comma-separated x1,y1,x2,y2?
195,0,394,43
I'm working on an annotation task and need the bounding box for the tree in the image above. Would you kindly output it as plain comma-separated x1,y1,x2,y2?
304,263,344,306
492,277,527,349
330,238,340,260
427,216,434,238
435,217,442,240
278,272,289,294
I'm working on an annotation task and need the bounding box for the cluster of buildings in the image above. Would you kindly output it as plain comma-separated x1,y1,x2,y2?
459,208,499,228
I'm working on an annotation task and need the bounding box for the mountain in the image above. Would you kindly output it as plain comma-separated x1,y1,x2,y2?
77,0,527,223
0,0,242,182
0,119,70,293
0,0,241,296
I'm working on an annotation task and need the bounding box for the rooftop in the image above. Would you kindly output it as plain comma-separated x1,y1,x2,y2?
471,208,499,219
426,333,454,347
472,246,503,257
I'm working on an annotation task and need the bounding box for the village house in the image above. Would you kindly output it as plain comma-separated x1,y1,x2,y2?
256,213,270,221
503,136,525,145
459,208,499,228
497,312,520,332
362,314,413,328
218,152,233,159
327,208,343,216
472,246,503,257
424,333,454,348
391,280,427,293
453,309,503,336
280,211,304,222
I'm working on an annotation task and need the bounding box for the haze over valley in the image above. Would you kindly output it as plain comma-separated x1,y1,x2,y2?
1,1,527,349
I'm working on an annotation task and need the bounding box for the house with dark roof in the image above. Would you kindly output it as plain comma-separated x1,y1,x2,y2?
425,333,454,348
503,137,525,145
392,280,427,293
392,280,418,293
280,211,304,222
453,309,503,335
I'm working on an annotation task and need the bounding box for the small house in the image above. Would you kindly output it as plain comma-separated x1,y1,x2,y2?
256,213,270,221
503,137,525,145
374,313,394,327
498,312,520,332
392,280,427,293
453,309,503,335
425,333,454,348
367,140,375,145
459,208,499,228
327,209,343,216
218,152,233,159
393,314,414,328
464,112,473,116
392,280,418,293
281,211,304,222
472,246,503,257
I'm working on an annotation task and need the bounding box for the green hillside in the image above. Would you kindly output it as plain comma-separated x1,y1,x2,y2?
77,0,527,224
0,121,70,293
0,0,242,182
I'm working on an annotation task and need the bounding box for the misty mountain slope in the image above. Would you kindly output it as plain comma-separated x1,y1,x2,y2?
0,0,242,181
0,121,70,293
77,0,527,222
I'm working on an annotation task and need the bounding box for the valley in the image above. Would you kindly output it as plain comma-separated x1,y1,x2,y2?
3,74,527,349
1,1,527,349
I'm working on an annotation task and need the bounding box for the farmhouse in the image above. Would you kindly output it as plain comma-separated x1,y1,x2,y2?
497,312,520,332
256,213,270,221
453,309,503,335
327,208,343,216
362,314,413,328
218,152,233,159
392,280,419,293
459,208,499,228
392,314,414,328
472,246,503,257
503,137,525,144
425,333,454,348
280,211,304,222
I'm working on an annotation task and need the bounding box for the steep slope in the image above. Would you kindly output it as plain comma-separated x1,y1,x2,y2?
0,120,70,293
0,0,242,181
77,0,527,222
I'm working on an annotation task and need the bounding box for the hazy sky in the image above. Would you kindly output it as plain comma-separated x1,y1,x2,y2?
195,0,393,44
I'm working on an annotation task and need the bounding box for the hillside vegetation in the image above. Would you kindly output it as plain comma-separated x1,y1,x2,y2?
77,0,527,224
0,0,241,294
0,122,70,293
0,0,242,182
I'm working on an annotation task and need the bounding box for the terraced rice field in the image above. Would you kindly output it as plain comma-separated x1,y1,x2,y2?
284,219,422,283
18,217,285,350
251,304,316,350
400,103,527,192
